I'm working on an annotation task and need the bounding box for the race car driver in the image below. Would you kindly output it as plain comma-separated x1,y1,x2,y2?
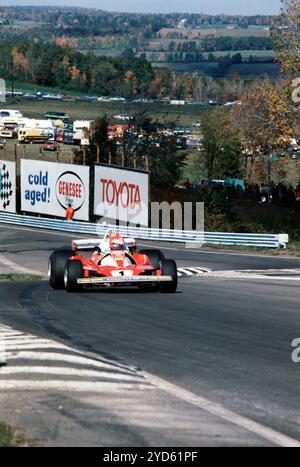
91,233,129,265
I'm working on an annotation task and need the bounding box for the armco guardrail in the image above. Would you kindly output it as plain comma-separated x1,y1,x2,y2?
0,212,289,248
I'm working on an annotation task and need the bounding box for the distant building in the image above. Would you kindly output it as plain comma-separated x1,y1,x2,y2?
178,19,188,29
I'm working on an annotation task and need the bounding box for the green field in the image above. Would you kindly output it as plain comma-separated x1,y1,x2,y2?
78,49,122,57
203,50,275,59
154,61,219,74
1,96,210,127
158,26,270,39
155,61,279,77
2,138,75,165
143,50,275,62
229,62,279,77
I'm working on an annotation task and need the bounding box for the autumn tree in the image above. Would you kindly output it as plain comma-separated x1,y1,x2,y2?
231,79,296,182
55,56,71,86
232,80,294,153
272,0,300,73
12,47,29,76
181,73,194,100
232,80,294,163
200,107,244,179
148,68,172,98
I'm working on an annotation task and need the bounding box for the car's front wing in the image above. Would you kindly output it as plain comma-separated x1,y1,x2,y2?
77,275,173,285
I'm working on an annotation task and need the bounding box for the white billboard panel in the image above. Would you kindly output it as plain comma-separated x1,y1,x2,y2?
0,160,16,213
94,165,149,226
21,160,90,220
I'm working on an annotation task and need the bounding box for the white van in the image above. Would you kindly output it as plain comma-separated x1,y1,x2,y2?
73,120,94,132
73,120,94,145
0,109,23,127
0,109,23,118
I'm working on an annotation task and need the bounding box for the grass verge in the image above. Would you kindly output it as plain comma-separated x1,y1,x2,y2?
0,274,43,281
0,422,25,447
203,242,300,257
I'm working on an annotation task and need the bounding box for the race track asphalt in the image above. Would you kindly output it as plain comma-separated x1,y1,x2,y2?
0,223,299,447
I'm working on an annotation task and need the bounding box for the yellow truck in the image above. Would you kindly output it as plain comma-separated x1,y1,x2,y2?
18,129,49,143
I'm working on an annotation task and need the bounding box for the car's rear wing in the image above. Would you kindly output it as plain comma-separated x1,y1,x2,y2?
72,238,102,251
72,237,137,251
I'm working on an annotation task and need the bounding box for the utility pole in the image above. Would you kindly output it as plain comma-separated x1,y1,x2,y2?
11,53,14,97
96,144,100,164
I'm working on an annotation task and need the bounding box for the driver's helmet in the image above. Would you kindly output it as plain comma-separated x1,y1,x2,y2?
109,234,127,251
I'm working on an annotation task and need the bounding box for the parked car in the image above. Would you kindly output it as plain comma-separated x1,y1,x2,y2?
43,94,63,101
23,92,40,100
44,111,70,123
114,114,133,121
186,139,198,149
75,97,91,102
42,141,59,152
209,100,220,106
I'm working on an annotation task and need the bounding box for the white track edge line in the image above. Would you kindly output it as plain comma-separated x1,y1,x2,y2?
145,373,300,448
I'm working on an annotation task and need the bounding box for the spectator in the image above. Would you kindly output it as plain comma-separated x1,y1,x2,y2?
294,184,300,201
66,203,74,221
184,179,192,191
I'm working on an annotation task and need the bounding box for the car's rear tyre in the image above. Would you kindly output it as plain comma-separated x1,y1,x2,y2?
139,249,165,270
160,259,178,294
49,250,74,289
64,260,84,293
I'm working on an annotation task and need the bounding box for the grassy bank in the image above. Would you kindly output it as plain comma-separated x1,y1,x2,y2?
0,274,43,281
202,242,300,257
2,138,75,165
1,94,209,127
0,422,25,447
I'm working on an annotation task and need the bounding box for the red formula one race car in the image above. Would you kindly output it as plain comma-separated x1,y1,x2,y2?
49,231,178,293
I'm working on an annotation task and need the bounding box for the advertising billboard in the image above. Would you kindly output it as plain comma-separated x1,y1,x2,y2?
21,160,90,220
0,160,16,213
94,164,149,226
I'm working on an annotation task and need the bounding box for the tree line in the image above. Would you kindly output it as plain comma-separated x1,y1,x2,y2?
164,37,274,53
0,40,257,101
0,6,275,36
0,41,154,98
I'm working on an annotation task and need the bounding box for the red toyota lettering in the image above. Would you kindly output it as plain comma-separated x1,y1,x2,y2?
100,178,142,209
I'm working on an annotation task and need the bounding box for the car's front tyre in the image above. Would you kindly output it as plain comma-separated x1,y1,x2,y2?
49,250,74,290
64,260,84,293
